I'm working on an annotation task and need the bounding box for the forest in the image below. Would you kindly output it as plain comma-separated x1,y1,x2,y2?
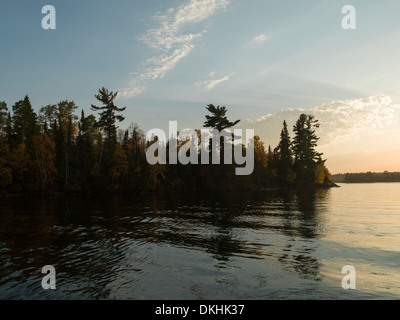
0,87,333,195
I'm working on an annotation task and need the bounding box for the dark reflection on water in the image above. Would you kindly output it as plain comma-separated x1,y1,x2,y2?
0,187,398,300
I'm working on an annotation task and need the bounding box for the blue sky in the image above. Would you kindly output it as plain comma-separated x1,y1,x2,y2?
1,0,400,172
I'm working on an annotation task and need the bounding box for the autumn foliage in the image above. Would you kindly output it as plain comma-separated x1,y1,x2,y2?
0,89,332,194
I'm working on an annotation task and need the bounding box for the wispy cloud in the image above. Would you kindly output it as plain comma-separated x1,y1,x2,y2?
243,94,400,146
120,0,230,98
198,71,236,90
249,33,269,46
241,95,400,172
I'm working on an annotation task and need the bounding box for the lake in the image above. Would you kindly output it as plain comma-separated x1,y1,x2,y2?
0,183,399,300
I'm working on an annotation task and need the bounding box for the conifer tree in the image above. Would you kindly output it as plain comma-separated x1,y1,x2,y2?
91,88,126,184
276,121,294,185
12,95,37,145
203,104,240,132
292,114,323,184
91,87,126,143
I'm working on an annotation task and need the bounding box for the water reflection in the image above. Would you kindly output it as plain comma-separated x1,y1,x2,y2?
0,188,340,299
274,189,328,282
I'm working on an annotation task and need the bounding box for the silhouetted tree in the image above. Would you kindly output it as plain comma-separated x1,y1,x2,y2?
292,114,323,185
204,104,240,132
12,95,37,145
203,104,240,188
122,129,129,152
0,92,334,194
91,88,126,179
252,135,268,186
91,87,126,143
276,120,295,186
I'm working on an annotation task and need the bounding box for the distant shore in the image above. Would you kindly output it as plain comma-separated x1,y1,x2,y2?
332,171,400,184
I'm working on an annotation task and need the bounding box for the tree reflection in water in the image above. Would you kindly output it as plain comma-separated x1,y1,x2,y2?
0,189,331,299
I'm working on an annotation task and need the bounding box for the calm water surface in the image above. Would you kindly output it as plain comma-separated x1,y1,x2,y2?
0,183,399,300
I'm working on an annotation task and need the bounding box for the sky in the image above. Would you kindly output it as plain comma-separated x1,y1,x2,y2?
0,0,400,173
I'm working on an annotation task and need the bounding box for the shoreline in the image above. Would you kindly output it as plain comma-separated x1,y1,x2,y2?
0,183,341,199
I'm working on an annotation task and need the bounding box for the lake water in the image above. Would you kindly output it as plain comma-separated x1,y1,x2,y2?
0,183,399,300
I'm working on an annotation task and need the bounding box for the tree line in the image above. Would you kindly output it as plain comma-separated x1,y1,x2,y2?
333,172,400,183
0,88,332,195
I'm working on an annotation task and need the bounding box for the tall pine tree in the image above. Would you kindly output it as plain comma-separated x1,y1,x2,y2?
12,95,37,145
91,87,126,144
276,120,294,186
292,114,322,185
91,87,126,182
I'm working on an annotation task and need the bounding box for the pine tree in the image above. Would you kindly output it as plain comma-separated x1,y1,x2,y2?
203,104,240,186
122,129,129,152
91,88,126,180
203,104,240,164
91,87,126,143
252,135,268,186
203,104,240,132
12,95,38,145
276,121,294,186
292,114,323,185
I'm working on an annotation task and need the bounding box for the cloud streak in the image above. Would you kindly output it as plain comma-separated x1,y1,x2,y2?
198,71,236,90
243,94,400,145
120,0,230,98
249,34,269,46
241,94,400,172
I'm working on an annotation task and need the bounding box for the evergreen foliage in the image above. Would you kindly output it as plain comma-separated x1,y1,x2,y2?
0,90,333,194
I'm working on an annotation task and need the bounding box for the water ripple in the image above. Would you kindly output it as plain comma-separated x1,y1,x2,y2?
0,185,399,299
